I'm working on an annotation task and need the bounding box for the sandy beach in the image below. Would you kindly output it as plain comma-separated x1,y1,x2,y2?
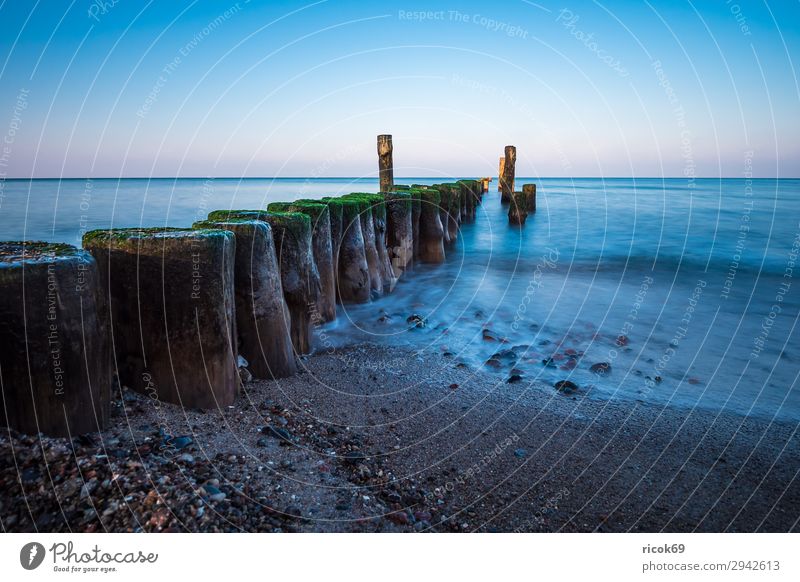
2,343,797,533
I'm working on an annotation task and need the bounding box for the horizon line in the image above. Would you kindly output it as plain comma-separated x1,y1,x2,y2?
3,176,796,181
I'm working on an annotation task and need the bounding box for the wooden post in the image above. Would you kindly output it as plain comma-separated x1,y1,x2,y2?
417,189,446,263
523,183,537,212
508,192,528,225
268,201,337,323
497,158,505,191
500,145,516,204
337,199,371,303
84,228,239,409
378,134,393,193
342,195,383,297
192,219,297,379
384,191,413,279
0,242,111,437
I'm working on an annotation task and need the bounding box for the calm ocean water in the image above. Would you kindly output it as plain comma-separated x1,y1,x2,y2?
1,177,798,420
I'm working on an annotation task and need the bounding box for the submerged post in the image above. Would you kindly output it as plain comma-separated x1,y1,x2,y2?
378,134,394,193
523,183,537,212
500,145,516,204
508,191,528,225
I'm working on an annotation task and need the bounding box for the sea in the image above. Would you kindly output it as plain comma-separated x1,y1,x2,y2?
1,177,798,421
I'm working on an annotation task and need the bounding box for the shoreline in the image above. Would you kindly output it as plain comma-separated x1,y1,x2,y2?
2,343,797,533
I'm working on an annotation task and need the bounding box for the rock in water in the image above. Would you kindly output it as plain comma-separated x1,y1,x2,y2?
554,380,579,394
0,241,111,436
83,227,238,409
590,362,612,375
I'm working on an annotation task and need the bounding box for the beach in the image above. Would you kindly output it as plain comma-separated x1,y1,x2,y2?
2,343,797,533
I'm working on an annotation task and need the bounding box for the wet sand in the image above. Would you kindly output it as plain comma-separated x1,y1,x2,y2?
1,344,798,532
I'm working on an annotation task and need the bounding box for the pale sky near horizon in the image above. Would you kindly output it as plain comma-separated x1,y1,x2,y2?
0,0,798,179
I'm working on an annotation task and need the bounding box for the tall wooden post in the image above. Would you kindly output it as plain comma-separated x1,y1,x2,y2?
500,145,516,204
378,134,393,193
497,157,505,191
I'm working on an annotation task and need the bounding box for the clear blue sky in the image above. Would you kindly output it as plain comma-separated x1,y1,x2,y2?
0,0,798,178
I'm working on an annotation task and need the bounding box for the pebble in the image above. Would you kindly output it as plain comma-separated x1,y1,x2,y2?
590,362,612,375
167,435,193,450
554,380,579,394
406,314,426,328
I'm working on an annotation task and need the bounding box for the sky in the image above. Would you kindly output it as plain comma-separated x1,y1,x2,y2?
0,0,798,178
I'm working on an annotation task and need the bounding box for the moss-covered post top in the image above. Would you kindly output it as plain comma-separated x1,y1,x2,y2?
206,209,269,222
0,241,88,267
268,200,328,220
343,192,386,211
383,190,412,210
83,226,234,249
192,218,271,234
262,211,312,237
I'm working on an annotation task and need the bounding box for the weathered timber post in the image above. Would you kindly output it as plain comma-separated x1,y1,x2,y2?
319,197,344,299
498,158,505,191
500,145,516,204
366,194,397,291
508,192,528,226
384,191,413,279
84,228,238,409
337,198,371,303
458,182,468,222
260,213,320,355
523,183,537,213
377,134,394,193
410,189,422,261
458,180,478,222
438,184,459,243
207,210,321,355
0,242,110,437
343,195,382,297
193,219,296,379
432,186,451,245
269,201,336,323
416,189,446,263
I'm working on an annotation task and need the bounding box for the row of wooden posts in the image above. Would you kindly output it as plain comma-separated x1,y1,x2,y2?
0,136,508,437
